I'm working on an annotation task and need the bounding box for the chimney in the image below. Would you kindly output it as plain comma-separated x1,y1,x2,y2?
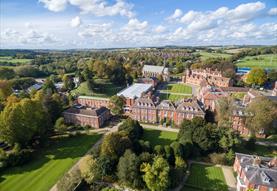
268,157,277,168
253,156,261,167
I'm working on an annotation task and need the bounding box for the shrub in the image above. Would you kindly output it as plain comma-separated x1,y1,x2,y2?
57,169,82,191
209,153,226,165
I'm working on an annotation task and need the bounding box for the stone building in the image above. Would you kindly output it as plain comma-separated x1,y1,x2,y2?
63,106,110,128
182,68,233,87
142,65,169,81
233,153,277,191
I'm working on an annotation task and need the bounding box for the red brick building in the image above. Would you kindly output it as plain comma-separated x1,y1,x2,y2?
234,153,277,191
63,106,110,128
131,97,205,126
182,68,233,87
77,96,110,108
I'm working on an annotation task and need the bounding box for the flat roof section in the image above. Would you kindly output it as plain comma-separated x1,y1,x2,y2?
117,83,152,99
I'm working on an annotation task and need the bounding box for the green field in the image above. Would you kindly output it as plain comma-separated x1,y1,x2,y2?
236,54,277,69
195,51,232,61
71,79,125,98
184,163,227,191
160,93,190,101
0,56,32,64
142,128,177,147
0,134,101,191
161,84,192,94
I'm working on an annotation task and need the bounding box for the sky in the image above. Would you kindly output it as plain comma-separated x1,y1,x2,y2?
0,0,277,49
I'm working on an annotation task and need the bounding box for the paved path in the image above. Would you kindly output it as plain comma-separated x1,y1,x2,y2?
49,123,121,191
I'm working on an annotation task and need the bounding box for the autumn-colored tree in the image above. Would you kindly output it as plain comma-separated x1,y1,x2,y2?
246,68,267,86
246,97,277,135
108,95,125,116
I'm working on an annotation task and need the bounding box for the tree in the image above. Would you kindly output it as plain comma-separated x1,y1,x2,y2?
0,68,15,80
62,75,75,91
55,117,67,133
215,97,234,128
175,156,186,170
219,129,239,152
246,97,277,135
57,169,82,191
108,95,124,116
154,145,165,156
0,80,12,102
0,97,50,146
79,155,100,184
117,150,142,188
141,156,170,191
100,132,132,159
170,142,184,158
42,78,57,94
164,145,175,165
118,118,143,140
246,68,267,86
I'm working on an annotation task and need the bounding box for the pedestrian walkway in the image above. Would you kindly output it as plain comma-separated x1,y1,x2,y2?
221,166,237,191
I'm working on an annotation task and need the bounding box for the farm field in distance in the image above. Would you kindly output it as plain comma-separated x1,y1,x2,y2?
141,128,177,147
195,51,232,61
0,134,101,191
236,54,277,69
0,56,32,64
184,163,228,191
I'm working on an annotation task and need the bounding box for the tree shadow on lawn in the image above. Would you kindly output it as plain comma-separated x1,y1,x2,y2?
143,129,176,147
0,134,100,179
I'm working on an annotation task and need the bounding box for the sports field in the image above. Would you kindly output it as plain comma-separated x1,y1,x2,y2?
0,134,101,191
161,83,192,94
184,163,228,191
142,128,177,147
196,51,232,61
236,54,277,69
160,93,190,101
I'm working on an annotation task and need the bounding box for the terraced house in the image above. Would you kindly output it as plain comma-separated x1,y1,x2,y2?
131,97,205,126
234,153,277,191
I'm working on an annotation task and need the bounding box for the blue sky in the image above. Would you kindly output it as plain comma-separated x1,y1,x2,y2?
1,0,277,49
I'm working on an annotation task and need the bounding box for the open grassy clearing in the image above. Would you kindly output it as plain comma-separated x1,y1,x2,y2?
160,93,190,101
234,141,276,157
161,83,192,94
0,56,32,64
141,128,177,147
236,54,277,69
71,79,125,98
184,163,228,191
194,51,232,61
0,134,101,191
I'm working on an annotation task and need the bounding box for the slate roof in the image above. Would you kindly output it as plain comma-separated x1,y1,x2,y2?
175,98,205,115
142,65,167,74
63,106,109,117
236,153,277,188
132,97,156,108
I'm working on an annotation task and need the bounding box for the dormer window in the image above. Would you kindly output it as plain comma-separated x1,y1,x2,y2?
261,171,270,184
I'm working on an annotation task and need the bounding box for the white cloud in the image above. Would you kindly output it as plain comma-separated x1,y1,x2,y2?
268,7,277,16
78,23,112,39
39,0,67,12
123,18,148,31
154,25,166,33
70,16,81,28
180,11,200,24
167,9,183,20
39,0,135,18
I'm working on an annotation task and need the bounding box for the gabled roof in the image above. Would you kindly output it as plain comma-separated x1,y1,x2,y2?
157,100,175,110
175,98,205,114
142,65,166,74
132,98,156,108
63,106,109,117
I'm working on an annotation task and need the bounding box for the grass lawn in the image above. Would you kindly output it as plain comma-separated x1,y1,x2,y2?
0,56,32,64
236,54,277,69
0,134,101,191
161,84,192,94
141,128,177,147
160,93,190,101
71,79,125,98
185,163,228,191
195,51,232,61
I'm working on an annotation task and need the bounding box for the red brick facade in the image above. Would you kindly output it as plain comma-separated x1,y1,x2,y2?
233,153,277,191
131,98,205,126
63,107,110,128
77,96,110,108
182,69,233,87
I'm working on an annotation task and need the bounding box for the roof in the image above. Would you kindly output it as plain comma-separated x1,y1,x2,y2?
176,98,205,115
220,87,250,92
78,96,110,101
236,153,277,188
27,83,43,92
157,100,175,110
142,65,166,74
132,98,156,108
117,83,152,99
63,106,109,117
